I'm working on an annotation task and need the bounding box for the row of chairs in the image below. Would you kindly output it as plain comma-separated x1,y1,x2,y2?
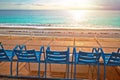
0,43,120,80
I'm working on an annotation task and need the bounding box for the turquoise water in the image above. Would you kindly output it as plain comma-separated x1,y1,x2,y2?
0,10,120,29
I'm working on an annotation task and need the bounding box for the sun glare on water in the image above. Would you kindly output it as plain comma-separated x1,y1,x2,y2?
66,10,91,24
71,10,88,23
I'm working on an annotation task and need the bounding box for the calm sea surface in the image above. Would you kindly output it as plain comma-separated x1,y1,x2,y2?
0,10,120,29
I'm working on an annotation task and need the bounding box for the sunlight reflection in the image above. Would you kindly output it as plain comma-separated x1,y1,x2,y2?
71,10,89,23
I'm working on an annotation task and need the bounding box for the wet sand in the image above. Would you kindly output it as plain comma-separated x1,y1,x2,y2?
0,27,120,38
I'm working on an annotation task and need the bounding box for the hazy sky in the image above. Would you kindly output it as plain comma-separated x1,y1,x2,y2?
0,0,120,10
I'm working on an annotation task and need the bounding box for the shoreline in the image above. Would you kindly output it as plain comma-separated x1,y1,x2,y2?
0,26,120,31
0,23,120,30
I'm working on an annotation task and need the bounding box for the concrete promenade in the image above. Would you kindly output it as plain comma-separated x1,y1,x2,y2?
0,35,120,80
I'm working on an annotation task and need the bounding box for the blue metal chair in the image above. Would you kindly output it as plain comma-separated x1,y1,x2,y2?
45,46,70,79
100,48,120,80
0,43,18,76
14,45,44,78
117,48,120,53
73,47,101,80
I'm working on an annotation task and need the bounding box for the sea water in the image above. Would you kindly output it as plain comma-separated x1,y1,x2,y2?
0,10,120,29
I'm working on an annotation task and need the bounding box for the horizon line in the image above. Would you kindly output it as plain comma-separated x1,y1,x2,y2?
0,9,120,10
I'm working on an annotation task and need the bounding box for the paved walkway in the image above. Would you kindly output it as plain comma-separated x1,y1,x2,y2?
0,36,120,80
